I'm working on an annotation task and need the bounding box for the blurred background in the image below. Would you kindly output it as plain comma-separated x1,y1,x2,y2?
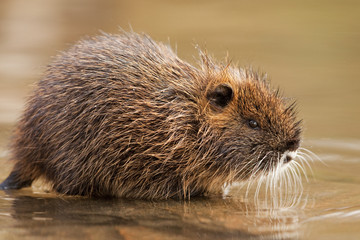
0,0,359,140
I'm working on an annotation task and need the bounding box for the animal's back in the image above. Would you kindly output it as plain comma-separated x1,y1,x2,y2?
4,33,204,198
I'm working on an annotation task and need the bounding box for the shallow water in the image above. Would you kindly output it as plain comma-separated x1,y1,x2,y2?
0,0,359,239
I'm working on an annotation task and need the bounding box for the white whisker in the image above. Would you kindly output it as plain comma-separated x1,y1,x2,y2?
232,145,316,209
292,159,309,182
299,147,324,164
297,154,313,171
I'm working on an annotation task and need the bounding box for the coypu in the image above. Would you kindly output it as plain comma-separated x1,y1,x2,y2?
0,31,302,199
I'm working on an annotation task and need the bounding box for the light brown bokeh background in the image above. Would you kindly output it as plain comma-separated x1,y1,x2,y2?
0,0,359,138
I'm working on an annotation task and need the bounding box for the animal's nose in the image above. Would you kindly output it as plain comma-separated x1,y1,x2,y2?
285,155,292,163
284,150,298,163
286,139,300,151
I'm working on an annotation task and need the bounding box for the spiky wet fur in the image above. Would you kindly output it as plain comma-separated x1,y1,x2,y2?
1,32,302,199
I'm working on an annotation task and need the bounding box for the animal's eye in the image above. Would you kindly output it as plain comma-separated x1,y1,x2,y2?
248,119,259,129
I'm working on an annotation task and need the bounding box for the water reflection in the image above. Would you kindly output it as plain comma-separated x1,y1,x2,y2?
0,191,304,239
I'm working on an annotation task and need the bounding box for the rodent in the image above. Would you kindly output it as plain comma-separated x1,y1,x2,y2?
0,31,301,199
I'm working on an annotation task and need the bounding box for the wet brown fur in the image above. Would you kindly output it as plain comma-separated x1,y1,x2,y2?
1,32,301,199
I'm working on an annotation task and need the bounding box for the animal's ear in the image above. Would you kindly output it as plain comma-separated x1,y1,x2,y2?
206,84,233,108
